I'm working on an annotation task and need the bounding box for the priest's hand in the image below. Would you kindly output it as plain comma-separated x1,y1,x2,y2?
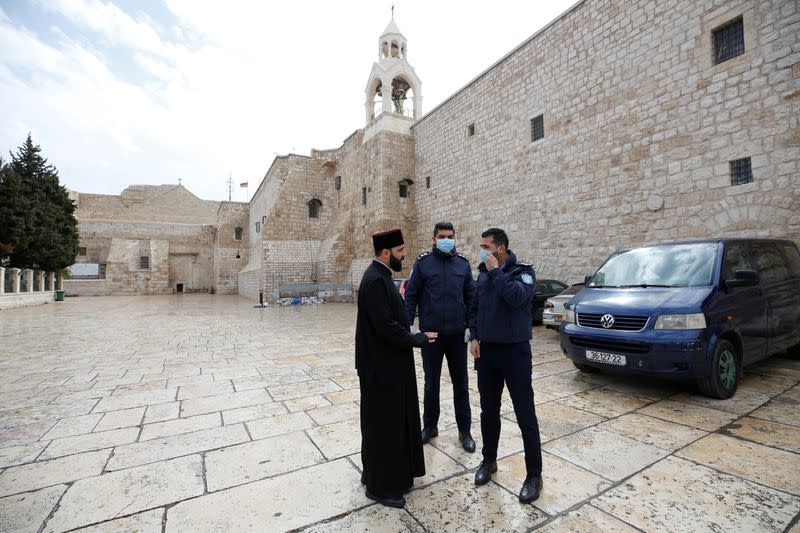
470,339,480,359
424,332,438,343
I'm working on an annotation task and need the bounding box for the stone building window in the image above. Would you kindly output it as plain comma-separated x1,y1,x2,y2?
713,16,744,65
255,221,261,233
730,157,752,186
399,179,413,198
139,256,150,269
307,198,322,218
334,176,341,190
425,176,431,189
467,123,475,137
78,247,87,256
362,187,367,206
234,227,243,240
531,115,544,142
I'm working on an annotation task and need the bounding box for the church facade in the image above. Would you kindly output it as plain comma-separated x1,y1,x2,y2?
67,0,799,299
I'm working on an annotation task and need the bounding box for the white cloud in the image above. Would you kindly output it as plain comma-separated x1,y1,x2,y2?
1,1,577,201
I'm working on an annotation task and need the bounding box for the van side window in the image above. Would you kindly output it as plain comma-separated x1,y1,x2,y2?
723,244,750,280
751,244,790,283
779,245,800,277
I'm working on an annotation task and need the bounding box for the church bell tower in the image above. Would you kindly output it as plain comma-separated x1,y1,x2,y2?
363,14,423,142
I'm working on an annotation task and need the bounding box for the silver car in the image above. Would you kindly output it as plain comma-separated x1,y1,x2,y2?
542,284,584,329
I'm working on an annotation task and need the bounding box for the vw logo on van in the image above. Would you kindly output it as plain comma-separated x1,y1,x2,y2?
600,314,615,328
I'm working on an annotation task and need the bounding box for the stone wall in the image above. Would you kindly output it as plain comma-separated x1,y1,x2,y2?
412,0,799,284
214,202,249,294
72,185,220,295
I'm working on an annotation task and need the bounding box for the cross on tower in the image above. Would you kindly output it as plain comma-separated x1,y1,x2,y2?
178,178,182,186
391,5,394,17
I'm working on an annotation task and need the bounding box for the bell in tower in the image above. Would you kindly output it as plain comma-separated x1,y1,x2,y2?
363,13,423,142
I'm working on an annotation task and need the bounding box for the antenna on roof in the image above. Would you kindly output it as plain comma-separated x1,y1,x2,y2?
227,172,233,201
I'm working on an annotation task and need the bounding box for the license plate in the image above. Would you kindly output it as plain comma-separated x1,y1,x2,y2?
586,350,627,366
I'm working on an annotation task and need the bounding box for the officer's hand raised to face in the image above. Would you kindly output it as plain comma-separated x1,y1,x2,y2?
484,252,499,271
470,339,480,359
424,332,438,343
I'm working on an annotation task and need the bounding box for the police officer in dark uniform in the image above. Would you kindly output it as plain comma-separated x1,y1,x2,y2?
469,227,543,503
404,222,476,452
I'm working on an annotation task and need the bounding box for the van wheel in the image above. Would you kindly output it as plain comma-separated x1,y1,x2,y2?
697,340,739,399
573,361,600,373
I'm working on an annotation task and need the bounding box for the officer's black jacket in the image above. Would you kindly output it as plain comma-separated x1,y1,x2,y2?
404,247,475,335
469,251,535,343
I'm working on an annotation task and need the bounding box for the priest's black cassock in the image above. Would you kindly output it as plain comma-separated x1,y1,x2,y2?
356,259,428,498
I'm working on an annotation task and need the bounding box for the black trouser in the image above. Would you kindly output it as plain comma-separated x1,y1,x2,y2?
476,341,542,478
421,333,472,433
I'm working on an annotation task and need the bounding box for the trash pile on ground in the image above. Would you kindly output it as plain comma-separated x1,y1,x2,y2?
277,296,325,306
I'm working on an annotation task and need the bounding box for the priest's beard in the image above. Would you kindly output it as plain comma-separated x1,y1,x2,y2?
389,253,403,272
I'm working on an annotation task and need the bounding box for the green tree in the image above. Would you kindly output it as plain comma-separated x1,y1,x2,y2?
0,134,79,270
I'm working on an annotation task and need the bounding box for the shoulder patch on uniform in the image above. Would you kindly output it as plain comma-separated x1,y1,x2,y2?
416,251,431,260
456,252,470,262
521,273,534,285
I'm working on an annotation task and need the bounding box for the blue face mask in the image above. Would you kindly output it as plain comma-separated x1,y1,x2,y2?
435,238,455,254
480,248,497,264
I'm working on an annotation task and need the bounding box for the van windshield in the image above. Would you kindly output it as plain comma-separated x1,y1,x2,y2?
589,243,719,288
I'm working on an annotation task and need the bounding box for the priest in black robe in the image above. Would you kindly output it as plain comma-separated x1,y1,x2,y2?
356,228,438,508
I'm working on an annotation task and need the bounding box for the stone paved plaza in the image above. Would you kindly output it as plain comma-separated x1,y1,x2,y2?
1,295,799,532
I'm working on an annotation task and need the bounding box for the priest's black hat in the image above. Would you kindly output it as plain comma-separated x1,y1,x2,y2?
372,228,404,254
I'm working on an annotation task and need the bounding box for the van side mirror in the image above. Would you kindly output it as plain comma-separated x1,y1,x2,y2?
726,269,759,289
584,275,593,285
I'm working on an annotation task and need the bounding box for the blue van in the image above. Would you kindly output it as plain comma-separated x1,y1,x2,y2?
560,239,800,398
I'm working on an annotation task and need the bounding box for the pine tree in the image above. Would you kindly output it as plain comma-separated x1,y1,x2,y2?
0,134,79,271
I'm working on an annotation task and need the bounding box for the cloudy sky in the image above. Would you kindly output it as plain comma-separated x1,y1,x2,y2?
0,0,577,201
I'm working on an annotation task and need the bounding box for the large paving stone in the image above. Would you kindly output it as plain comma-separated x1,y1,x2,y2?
496,451,612,515
107,424,249,470
405,472,546,532
676,433,800,494
139,412,221,441
594,456,800,532
0,449,109,497
544,427,669,481
205,431,325,491
166,458,368,531
0,484,66,533
0,441,47,469
40,427,139,460
44,455,204,532
179,389,272,418
722,416,800,453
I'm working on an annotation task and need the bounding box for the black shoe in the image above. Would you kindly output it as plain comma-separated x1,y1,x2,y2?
459,431,476,453
366,489,406,508
421,426,438,444
519,476,543,503
474,460,497,486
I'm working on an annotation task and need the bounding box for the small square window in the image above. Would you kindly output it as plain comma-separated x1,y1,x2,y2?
362,187,367,206
531,115,544,142
399,184,408,198
425,176,431,189
467,123,475,137
139,256,150,269
234,227,243,240
713,16,744,65
334,176,341,190
730,157,752,186
78,247,87,256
